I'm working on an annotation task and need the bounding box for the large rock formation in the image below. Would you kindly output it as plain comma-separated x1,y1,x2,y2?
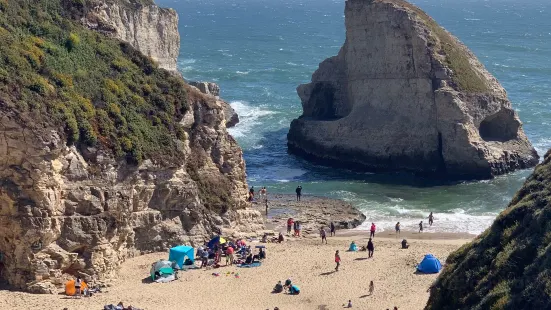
288,0,538,180
188,81,240,128
0,0,262,293
79,0,180,72
426,149,551,309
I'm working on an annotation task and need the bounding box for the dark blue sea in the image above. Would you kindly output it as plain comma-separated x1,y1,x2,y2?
157,0,551,234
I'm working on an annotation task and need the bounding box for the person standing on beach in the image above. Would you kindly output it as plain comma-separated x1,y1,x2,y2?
295,185,302,201
320,227,327,244
296,221,302,237
367,238,374,258
226,246,234,266
369,281,374,295
74,276,82,298
395,222,401,236
419,221,424,233
370,223,376,238
330,221,336,236
428,212,434,226
335,250,341,271
287,218,294,235
265,198,269,216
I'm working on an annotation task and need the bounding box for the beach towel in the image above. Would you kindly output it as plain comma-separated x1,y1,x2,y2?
237,262,262,268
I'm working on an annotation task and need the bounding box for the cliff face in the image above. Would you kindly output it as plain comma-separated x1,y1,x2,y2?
81,0,180,72
188,81,240,128
0,0,262,293
288,0,538,180
426,150,551,309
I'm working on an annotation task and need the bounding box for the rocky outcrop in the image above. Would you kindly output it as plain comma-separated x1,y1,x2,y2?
288,0,538,180
0,86,263,293
426,149,551,309
189,81,240,128
80,0,180,72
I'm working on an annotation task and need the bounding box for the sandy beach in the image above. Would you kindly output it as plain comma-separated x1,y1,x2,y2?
0,232,471,310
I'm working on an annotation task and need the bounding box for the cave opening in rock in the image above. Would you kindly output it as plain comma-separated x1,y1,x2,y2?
479,109,519,142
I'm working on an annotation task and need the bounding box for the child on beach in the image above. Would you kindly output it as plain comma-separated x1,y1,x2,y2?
369,281,374,295
287,218,294,235
395,222,400,236
370,223,376,238
419,221,424,233
320,227,327,244
335,250,341,271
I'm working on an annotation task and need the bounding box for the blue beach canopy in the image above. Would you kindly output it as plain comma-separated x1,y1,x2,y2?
417,254,442,273
207,236,226,248
169,245,195,269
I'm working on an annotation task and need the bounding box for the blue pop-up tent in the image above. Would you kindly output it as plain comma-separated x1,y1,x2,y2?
169,245,195,269
417,254,442,273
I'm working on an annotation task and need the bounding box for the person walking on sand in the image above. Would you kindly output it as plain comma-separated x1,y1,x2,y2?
226,245,234,266
419,221,424,233
295,185,302,201
428,212,434,226
367,238,374,258
335,250,341,271
395,222,401,236
320,227,327,244
370,223,376,238
330,221,336,236
296,221,302,237
369,281,374,295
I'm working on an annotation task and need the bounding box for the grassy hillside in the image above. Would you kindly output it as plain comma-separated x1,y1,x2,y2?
0,0,187,165
426,150,551,309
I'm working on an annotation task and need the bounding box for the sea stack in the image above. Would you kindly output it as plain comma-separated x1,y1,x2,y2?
287,0,538,180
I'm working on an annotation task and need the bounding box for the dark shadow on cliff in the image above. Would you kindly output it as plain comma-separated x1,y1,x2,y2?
242,127,467,188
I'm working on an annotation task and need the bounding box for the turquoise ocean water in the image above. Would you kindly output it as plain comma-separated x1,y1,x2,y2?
158,0,551,234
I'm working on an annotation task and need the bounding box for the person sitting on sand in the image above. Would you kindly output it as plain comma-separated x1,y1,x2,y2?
288,284,300,295
245,253,254,264
278,232,284,243
258,247,266,260
349,241,357,252
273,281,284,293
367,238,374,258
401,239,409,249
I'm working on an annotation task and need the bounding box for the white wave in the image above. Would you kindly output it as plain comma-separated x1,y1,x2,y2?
236,70,250,75
227,101,277,139
355,209,496,235
276,179,290,183
464,18,481,21
181,59,196,64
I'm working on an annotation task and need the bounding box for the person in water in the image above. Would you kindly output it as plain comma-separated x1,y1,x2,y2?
419,221,424,233
395,222,401,236
295,185,302,201
367,238,374,258
335,250,341,271
330,221,336,236
428,212,434,226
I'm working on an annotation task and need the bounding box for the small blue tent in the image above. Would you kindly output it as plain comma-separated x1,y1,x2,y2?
169,245,195,269
417,254,442,273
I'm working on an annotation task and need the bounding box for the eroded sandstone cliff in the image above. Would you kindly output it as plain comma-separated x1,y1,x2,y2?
78,0,180,72
0,0,262,293
189,81,240,128
288,0,538,179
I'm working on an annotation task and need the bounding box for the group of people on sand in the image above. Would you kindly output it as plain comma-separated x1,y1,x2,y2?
248,186,268,202
196,238,266,268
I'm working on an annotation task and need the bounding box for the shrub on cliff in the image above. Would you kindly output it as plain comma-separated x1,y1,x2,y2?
0,0,188,165
426,150,551,309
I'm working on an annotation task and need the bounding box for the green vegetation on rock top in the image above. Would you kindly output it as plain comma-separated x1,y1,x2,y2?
388,0,491,93
0,0,187,165
426,150,551,309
